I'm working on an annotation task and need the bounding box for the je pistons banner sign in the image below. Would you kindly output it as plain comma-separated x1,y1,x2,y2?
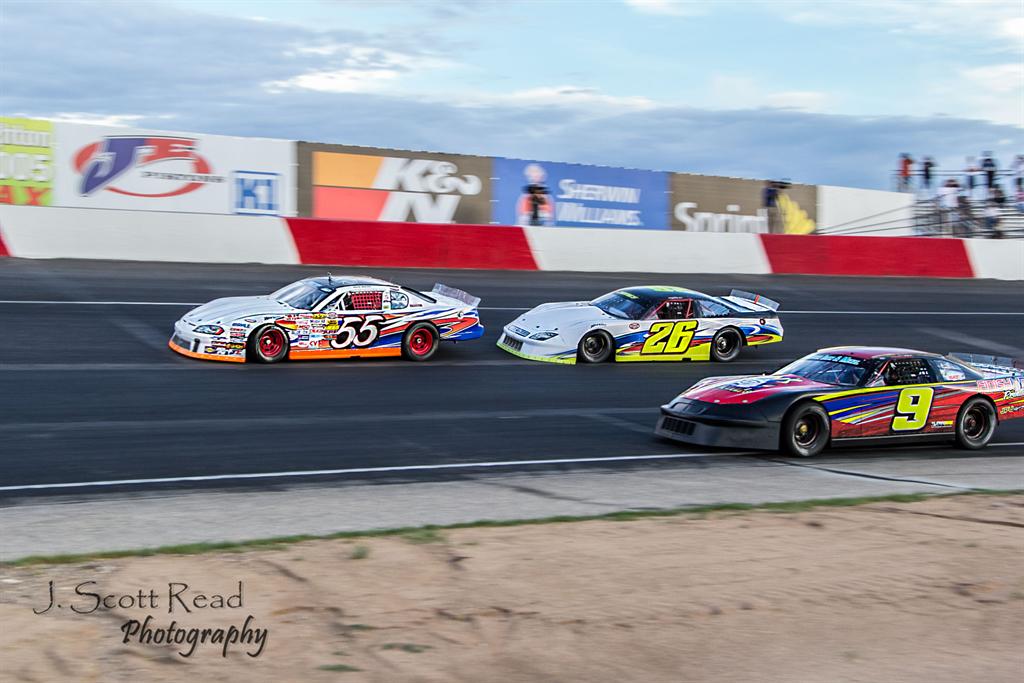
52,122,295,215
492,158,669,230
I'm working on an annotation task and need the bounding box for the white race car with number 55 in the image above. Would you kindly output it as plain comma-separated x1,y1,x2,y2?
497,286,783,364
170,275,484,363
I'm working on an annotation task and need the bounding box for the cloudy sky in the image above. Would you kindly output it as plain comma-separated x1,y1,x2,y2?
1,0,1021,189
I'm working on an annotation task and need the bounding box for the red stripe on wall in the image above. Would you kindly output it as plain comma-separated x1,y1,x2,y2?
312,187,390,221
286,218,539,270
760,234,974,278
0,222,9,257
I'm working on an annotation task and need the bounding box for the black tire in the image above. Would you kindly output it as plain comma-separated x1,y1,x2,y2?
402,322,439,362
954,397,997,450
248,324,289,363
577,330,614,363
781,402,830,457
711,328,743,362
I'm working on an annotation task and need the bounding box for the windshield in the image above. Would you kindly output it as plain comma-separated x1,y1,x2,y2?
590,291,655,320
775,353,872,387
271,282,333,310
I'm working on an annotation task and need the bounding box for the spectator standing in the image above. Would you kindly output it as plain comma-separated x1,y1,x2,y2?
964,156,978,194
898,154,913,191
938,179,959,233
922,156,935,192
980,152,998,189
1012,154,1024,193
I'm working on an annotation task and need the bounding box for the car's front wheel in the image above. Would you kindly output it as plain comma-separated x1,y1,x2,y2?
781,402,830,457
954,397,997,450
578,331,614,363
248,324,290,363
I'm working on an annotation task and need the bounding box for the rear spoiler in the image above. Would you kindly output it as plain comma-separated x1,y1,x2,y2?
723,289,780,313
432,283,481,308
948,352,1024,374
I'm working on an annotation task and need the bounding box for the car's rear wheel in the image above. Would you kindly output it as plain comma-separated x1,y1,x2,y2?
402,322,439,361
954,397,996,450
711,328,743,362
248,324,289,363
578,331,613,363
781,402,830,457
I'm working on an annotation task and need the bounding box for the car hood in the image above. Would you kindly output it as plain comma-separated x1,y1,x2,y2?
508,301,616,335
680,373,838,405
182,296,296,325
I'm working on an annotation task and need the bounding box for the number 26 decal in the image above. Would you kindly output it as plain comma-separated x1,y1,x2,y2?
641,320,698,355
330,315,385,349
891,387,934,431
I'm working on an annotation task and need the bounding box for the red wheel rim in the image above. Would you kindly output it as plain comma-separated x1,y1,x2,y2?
259,328,285,357
409,328,433,356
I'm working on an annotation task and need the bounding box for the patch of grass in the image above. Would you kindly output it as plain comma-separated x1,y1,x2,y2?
400,528,445,544
346,623,376,632
349,545,370,560
318,663,362,672
4,489,1019,567
381,642,432,654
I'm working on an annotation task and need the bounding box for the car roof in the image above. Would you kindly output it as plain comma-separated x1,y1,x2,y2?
616,286,708,300
303,275,397,289
815,346,943,360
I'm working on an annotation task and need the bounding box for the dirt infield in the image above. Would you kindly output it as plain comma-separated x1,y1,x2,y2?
2,494,1022,682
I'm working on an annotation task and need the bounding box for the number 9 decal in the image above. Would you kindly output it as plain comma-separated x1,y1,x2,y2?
641,320,698,355
330,315,385,349
891,387,934,431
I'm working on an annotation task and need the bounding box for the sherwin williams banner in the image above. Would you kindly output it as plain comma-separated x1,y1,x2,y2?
0,117,54,206
492,158,668,229
297,143,492,224
670,173,817,234
53,123,295,215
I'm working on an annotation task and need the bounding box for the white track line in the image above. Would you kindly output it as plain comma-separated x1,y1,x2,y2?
0,452,748,492
0,300,1022,315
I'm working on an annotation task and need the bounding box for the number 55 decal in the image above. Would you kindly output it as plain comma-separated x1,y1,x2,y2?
641,320,698,355
891,387,934,431
330,315,385,349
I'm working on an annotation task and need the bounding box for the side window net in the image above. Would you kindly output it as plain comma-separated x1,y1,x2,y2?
342,290,383,311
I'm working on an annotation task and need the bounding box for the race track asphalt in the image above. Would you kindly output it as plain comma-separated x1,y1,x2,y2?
1,257,1022,504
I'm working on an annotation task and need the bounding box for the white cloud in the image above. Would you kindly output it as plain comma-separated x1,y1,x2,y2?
264,68,401,94
458,85,656,111
623,0,704,17
265,47,454,95
778,0,1024,50
961,63,1024,94
45,112,152,127
709,75,830,113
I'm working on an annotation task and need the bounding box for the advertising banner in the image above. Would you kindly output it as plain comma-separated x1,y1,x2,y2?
297,143,491,224
53,122,295,215
670,173,817,234
492,158,668,229
0,117,54,207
